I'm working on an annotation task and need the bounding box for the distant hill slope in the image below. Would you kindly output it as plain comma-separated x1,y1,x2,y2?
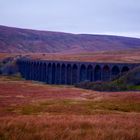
0,25,140,53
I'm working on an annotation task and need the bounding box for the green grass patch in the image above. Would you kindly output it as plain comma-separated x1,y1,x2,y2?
15,99,140,115
127,85,140,90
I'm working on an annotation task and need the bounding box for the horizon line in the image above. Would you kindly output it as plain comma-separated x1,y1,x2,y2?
0,24,140,39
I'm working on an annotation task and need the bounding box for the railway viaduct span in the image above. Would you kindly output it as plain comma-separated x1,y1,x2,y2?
17,59,140,85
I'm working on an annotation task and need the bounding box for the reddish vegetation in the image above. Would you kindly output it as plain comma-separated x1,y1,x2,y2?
0,76,140,140
0,114,139,140
0,80,87,110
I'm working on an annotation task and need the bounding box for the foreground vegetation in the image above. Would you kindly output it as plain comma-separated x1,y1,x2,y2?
0,114,139,140
0,75,140,140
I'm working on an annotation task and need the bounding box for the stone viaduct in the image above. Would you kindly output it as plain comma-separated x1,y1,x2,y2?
17,59,140,85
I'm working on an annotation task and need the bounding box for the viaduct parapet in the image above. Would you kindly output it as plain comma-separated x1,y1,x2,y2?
17,59,140,85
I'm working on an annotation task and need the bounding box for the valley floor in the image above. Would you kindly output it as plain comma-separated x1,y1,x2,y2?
0,76,140,140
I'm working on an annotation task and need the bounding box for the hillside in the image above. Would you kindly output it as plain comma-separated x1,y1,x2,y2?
0,25,140,53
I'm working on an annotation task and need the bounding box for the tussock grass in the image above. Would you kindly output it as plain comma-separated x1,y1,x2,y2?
0,114,140,140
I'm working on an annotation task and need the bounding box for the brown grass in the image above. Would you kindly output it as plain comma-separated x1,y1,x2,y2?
0,76,140,140
0,114,140,140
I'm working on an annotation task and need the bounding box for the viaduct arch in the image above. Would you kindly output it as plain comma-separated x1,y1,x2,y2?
17,59,140,85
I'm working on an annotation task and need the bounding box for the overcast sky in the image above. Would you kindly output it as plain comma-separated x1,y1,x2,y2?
0,0,140,38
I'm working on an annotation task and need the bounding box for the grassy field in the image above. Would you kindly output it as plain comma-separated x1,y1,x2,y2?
1,49,140,63
0,75,140,140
